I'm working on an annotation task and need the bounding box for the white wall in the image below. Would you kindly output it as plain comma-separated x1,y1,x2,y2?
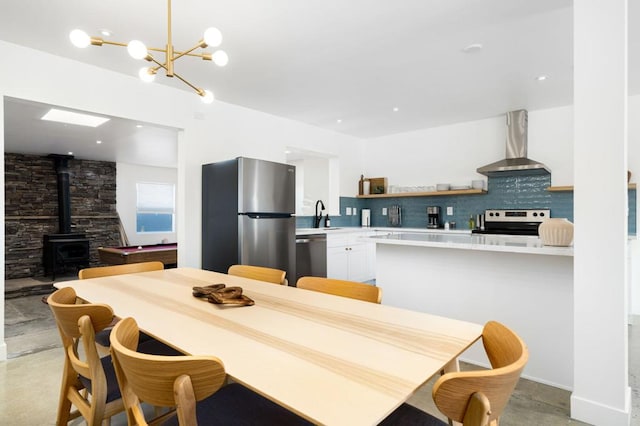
116,163,178,246
362,103,639,188
0,40,363,360
364,115,504,187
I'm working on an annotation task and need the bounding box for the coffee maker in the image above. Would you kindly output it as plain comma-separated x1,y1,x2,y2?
426,206,441,228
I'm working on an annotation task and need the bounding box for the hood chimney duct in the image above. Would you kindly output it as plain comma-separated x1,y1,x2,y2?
476,110,550,176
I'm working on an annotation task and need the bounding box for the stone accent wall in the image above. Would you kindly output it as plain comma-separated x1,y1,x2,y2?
5,153,122,279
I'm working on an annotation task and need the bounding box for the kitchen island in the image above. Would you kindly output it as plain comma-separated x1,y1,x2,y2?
369,231,574,390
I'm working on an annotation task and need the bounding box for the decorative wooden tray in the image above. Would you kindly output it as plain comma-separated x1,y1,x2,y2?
192,284,254,306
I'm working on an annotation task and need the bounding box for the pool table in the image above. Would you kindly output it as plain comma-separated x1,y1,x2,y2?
98,243,177,267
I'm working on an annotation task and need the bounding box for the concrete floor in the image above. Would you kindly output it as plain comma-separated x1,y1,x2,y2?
2,285,639,425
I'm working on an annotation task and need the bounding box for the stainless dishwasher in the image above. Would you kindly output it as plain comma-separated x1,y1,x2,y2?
295,233,327,285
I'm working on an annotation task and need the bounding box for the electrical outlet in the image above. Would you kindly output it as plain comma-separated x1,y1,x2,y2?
346,207,352,216
382,207,388,216
447,206,453,215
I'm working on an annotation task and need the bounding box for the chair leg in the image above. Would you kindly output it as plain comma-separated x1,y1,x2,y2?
56,362,76,425
56,396,72,426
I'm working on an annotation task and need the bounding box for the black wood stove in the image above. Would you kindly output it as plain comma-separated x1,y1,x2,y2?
43,154,90,279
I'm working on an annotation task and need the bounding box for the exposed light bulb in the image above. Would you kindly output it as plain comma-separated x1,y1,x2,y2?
203,27,223,47
201,89,214,104
212,50,229,67
138,67,156,82
69,29,91,48
127,40,148,59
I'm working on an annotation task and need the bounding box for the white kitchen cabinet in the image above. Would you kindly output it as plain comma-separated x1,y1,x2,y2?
326,231,375,282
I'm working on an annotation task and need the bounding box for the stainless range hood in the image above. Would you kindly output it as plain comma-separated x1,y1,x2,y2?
477,110,550,176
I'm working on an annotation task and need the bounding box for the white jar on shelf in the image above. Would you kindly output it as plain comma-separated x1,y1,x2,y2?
363,180,370,195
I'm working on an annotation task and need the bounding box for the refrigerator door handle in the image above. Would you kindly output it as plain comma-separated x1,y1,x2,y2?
244,213,292,219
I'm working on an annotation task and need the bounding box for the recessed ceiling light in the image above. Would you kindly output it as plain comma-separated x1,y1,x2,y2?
136,124,143,128
41,109,110,127
336,119,342,124
393,107,399,112
68,152,73,155
100,29,112,37
462,43,483,53
96,140,102,144
536,74,549,81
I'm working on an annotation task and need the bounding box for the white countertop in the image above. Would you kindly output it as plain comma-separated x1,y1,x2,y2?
295,226,469,235
367,231,574,256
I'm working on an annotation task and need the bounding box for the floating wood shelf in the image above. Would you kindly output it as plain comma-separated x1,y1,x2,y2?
357,189,487,198
547,184,636,192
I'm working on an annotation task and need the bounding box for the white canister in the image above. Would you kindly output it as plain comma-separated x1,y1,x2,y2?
363,180,371,195
361,209,371,227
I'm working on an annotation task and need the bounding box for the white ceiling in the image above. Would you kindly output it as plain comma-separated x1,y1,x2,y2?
1,1,638,166
3,97,179,167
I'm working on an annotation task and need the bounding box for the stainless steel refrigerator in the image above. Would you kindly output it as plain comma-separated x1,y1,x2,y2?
202,157,296,283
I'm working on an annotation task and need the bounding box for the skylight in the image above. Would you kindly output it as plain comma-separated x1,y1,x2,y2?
41,109,110,127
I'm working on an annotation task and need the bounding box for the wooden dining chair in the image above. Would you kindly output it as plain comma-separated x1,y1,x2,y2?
380,321,529,426
296,276,382,304
227,264,288,285
47,286,125,426
109,317,312,426
78,261,165,347
78,261,165,279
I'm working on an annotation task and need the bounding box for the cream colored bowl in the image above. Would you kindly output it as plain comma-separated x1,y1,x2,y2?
538,218,574,246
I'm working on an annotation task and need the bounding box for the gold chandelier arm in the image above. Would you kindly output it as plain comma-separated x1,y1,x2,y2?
172,41,210,61
172,71,205,96
147,55,168,73
95,40,174,58
147,46,169,54
88,41,207,60
100,40,128,48
146,46,211,59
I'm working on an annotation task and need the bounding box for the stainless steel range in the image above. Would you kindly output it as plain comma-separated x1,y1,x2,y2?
472,209,550,236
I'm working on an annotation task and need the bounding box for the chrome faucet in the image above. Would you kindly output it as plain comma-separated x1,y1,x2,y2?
314,200,325,228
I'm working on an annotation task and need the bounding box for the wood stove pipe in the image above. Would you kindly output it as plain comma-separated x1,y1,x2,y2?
48,154,74,234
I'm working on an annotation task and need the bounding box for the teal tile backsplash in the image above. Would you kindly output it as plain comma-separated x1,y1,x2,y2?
296,175,637,235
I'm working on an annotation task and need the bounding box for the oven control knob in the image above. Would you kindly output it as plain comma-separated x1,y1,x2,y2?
540,212,545,217
533,212,538,217
495,212,500,217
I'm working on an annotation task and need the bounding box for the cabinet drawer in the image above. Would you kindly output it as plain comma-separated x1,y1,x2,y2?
326,233,350,248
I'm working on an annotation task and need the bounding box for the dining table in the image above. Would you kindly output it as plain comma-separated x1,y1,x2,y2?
55,267,483,426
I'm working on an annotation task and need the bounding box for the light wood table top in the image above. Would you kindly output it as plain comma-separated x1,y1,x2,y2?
56,267,482,425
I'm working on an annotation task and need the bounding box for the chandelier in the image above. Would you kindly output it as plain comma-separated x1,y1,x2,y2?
69,0,228,104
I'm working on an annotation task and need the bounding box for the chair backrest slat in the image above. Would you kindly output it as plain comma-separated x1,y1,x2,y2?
228,264,287,285
79,261,164,279
296,276,382,304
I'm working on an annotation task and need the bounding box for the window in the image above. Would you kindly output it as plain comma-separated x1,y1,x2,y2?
136,182,175,233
